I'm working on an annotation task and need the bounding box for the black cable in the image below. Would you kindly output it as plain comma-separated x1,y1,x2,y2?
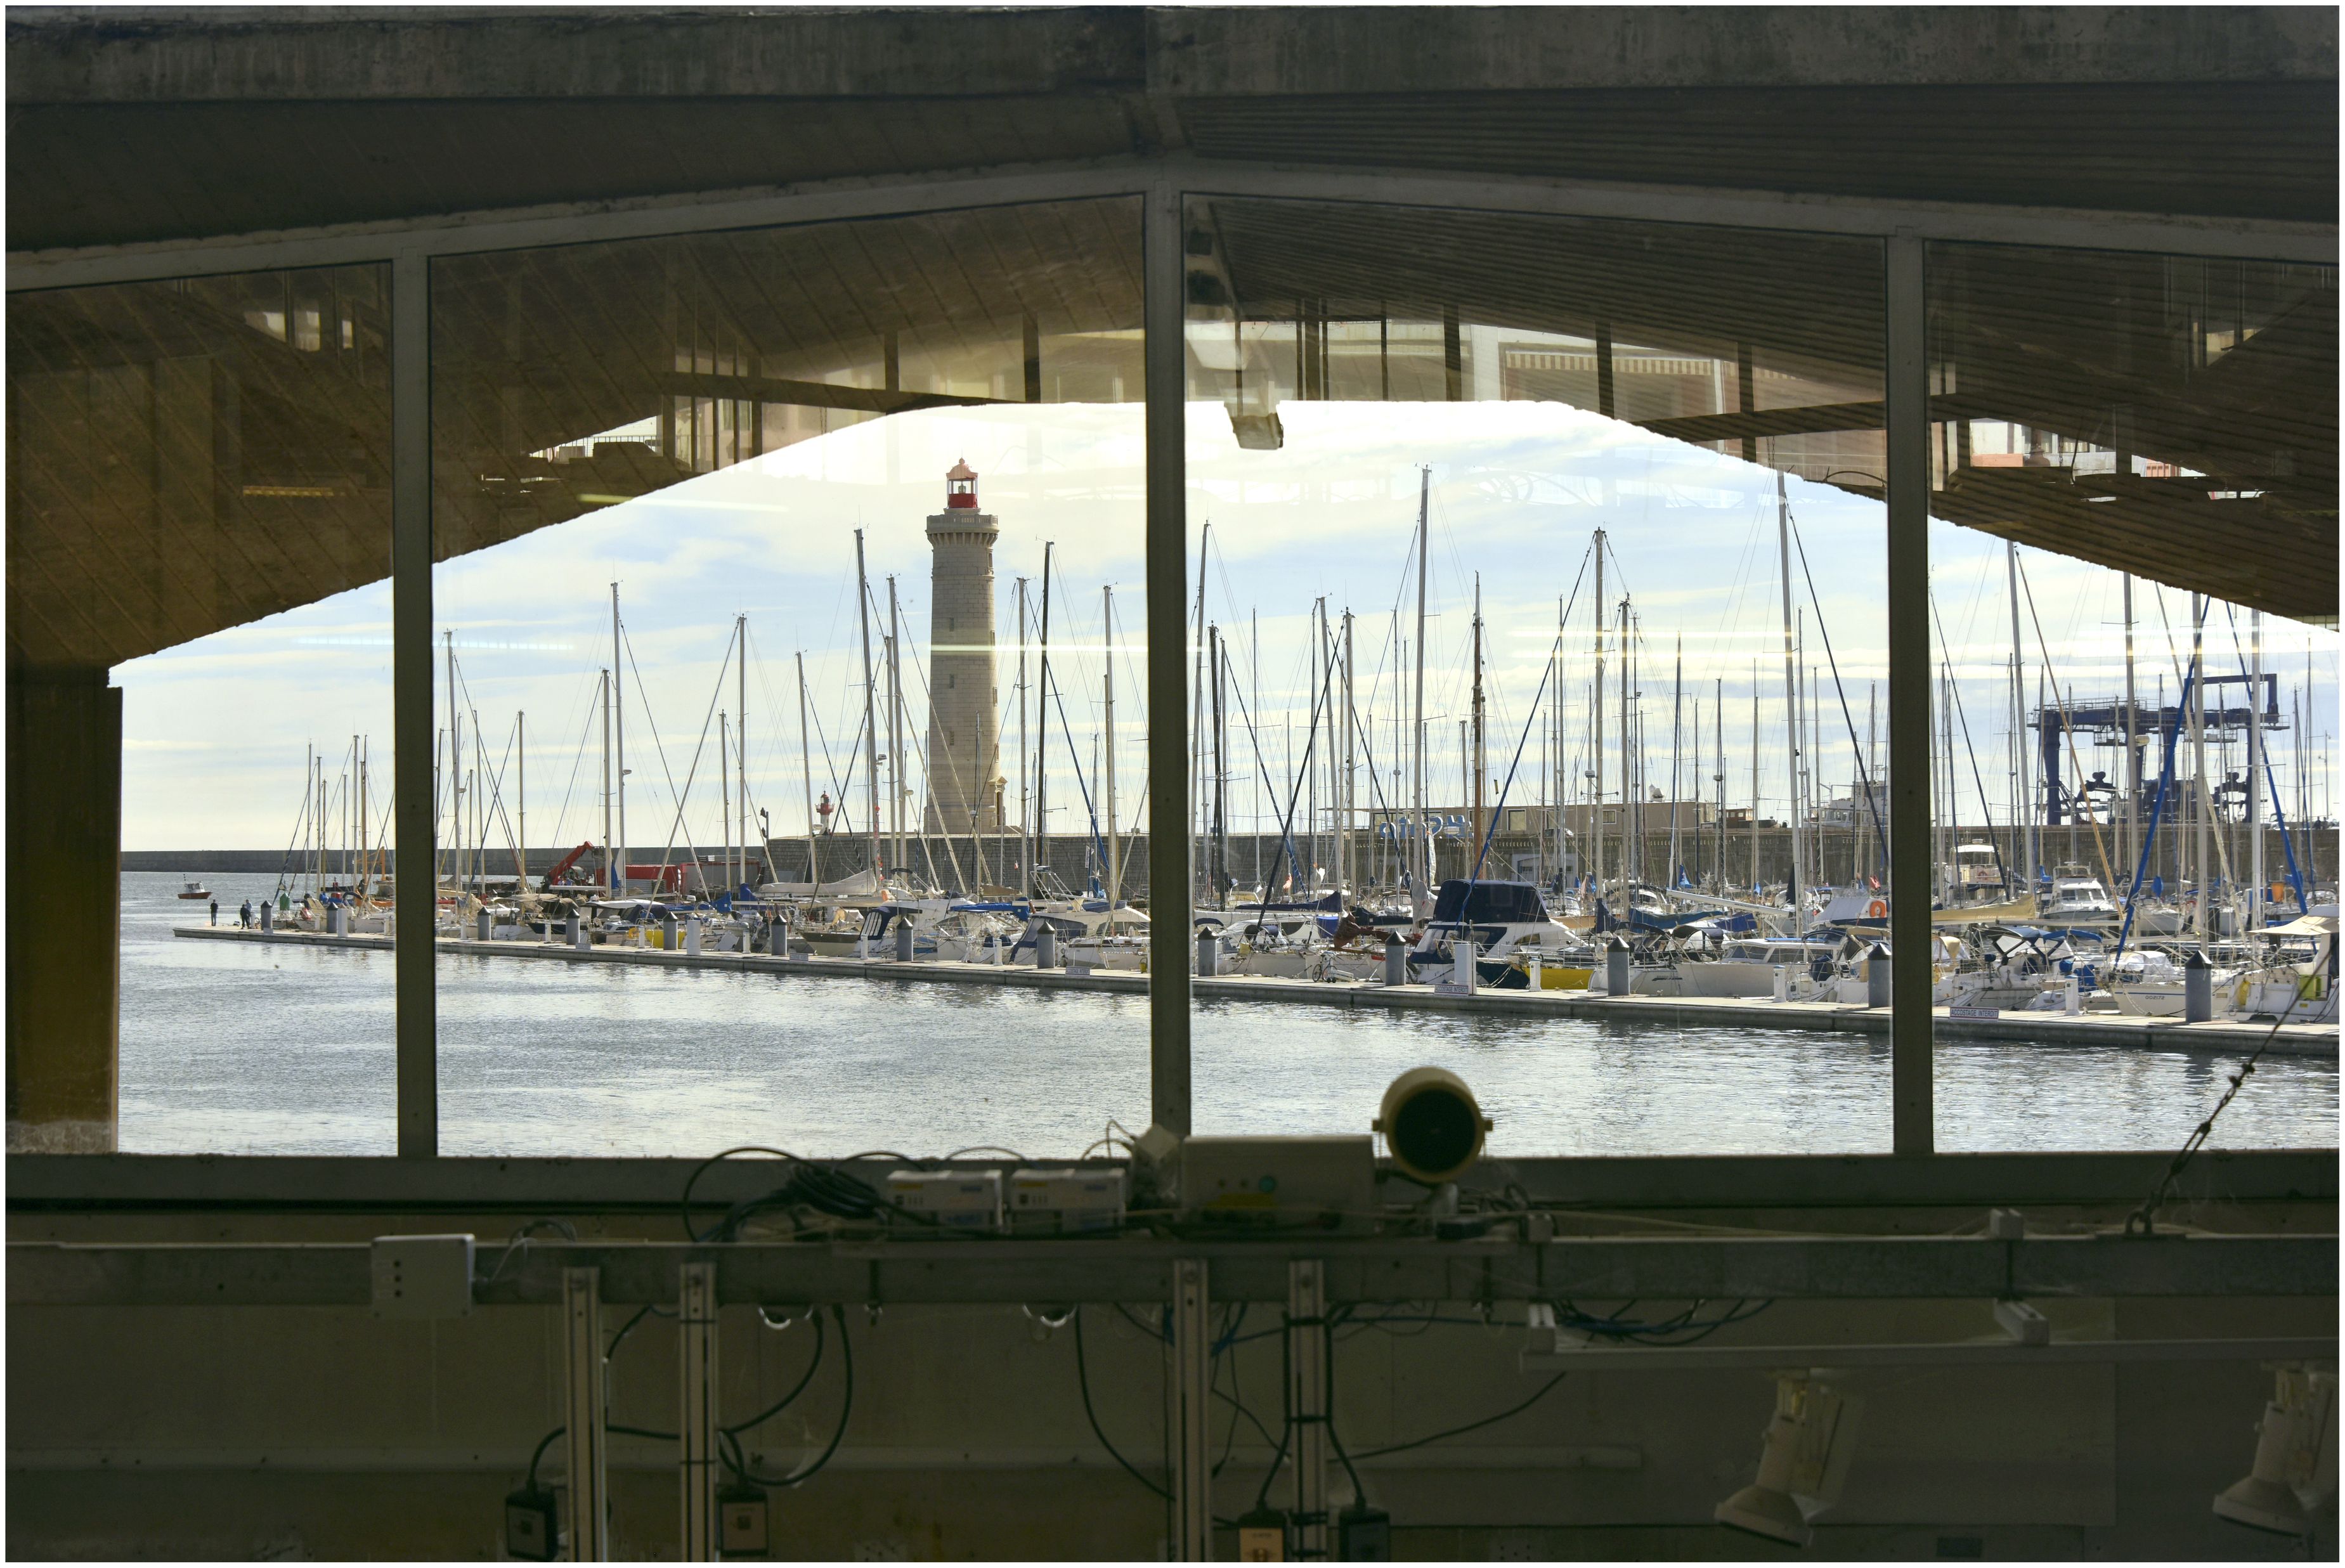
727,1305,856,1487
524,1300,661,1487
1072,1307,1170,1501
525,1425,563,1491
1253,1314,1294,1510
681,1145,798,1239
778,1306,854,1486
1353,1371,1569,1460
2127,1010,2291,1236
1322,1318,1367,1507
723,1310,826,1436
606,1302,656,1356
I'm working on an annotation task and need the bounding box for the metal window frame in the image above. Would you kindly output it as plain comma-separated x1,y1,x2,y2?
8,152,2333,1177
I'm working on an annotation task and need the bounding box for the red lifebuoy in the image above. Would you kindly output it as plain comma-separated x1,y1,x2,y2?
1866,899,1888,919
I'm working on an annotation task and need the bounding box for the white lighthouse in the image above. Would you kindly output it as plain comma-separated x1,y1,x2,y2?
923,460,1003,833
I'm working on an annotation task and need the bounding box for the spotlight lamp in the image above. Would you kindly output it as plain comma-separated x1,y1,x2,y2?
1372,1067,1491,1185
1715,1374,1862,1549
2214,1365,2337,1536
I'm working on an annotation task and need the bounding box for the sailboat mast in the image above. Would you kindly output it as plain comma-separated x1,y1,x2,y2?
600,668,613,888
886,575,904,878
1033,543,1053,899
1591,528,1606,903
1470,578,1486,856
1775,472,1803,921
2190,593,2209,932
1712,676,1724,891
737,613,749,893
1552,593,1566,884
1209,625,1224,903
1619,597,1632,888
2250,607,2264,933
1103,585,1119,905
719,711,732,901
796,651,819,885
854,530,880,883
1749,663,1760,894
612,583,627,895
2005,542,2030,891
1015,578,1029,889
2122,574,2139,876
1410,466,1430,914
1341,607,1355,895
515,713,527,890
1669,637,1684,882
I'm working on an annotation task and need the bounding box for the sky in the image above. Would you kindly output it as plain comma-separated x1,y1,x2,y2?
116,400,2336,853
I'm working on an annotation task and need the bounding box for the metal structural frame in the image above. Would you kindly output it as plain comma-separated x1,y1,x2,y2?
1169,1257,1213,1562
678,1260,719,1562
11,1233,2336,1307
4,150,2336,1176
562,1265,609,1562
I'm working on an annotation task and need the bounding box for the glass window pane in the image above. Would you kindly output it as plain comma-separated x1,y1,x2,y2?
428,198,1147,1156
1183,195,1897,1154
9,265,396,1152
1926,240,2337,1150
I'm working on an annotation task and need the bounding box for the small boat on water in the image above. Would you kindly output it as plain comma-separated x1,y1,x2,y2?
176,879,211,900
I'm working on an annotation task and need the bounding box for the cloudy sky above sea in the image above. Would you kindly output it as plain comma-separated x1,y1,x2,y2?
117,401,2335,851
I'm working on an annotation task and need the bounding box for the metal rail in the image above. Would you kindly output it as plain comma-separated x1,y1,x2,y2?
1521,1337,2338,1371
10,1234,2334,1307
8,1148,2333,1214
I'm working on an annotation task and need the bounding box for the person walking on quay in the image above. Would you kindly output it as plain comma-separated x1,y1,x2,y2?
239,899,253,929
209,898,218,926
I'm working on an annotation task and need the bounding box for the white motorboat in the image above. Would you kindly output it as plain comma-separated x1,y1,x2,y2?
2040,864,2121,928
1675,938,1842,1001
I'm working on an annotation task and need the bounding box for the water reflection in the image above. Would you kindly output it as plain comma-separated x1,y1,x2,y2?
121,873,2335,1158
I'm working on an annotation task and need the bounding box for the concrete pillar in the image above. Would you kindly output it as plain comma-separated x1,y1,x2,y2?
7,668,120,1151
474,909,490,942
1195,927,1217,978
1867,943,1892,1008
893,919,913,962
259,902,273,934
684,917,703,958
1606,937,1630,998
1385,935,1406,987
1036,923,1058,968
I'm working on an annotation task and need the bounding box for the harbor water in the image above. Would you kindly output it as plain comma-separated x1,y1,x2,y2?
123,872,2338,1159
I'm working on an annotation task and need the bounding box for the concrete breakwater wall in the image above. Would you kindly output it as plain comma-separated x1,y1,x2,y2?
129,822,2335,895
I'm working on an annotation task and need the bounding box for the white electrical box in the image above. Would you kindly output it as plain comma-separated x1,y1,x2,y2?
887,1169,1004,1231
1178,1136,1377,1229
1009,1167,1128,1233
370,1233,475,1318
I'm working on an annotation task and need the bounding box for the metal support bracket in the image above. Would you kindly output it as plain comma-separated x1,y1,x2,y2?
1287,1259,1329,1560
1171,1257,1213,1560
679,1260,719,1560
562,1266,607,1562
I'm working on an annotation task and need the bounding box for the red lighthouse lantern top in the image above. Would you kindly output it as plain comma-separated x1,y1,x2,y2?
945,458,978,509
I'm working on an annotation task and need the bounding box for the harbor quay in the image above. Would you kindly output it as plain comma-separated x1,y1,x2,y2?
174,924,2337,1059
